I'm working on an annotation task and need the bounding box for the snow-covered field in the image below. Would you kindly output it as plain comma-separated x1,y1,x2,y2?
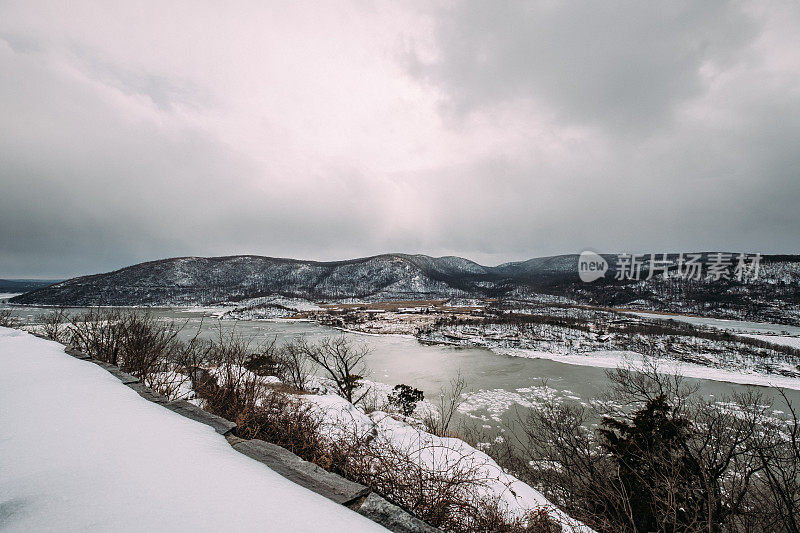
0,292,23,300
740,333,800,350
623,311,800,336
0,327,385,532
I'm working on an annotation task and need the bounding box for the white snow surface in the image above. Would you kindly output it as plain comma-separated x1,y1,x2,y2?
739,333,800,349
0,327,385,533
302,392,593,533
622,311,800,336
0,292,23,300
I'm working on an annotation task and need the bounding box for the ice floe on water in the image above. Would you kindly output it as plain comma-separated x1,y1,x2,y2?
459,384,569,423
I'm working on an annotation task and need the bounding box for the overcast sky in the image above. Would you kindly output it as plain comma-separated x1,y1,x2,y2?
2,1,799,278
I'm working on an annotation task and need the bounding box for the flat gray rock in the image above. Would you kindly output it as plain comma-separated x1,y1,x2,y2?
126,382,169,404
232,439,369,505
91,361,139,384
64,346,92,360
357,493,440,533
164,400,236,435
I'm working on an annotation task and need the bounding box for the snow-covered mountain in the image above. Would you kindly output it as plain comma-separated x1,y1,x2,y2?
10,254,500,306
10,253,800,324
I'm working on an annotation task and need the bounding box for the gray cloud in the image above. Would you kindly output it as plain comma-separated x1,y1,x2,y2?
408,1,757,134
0,1,798,278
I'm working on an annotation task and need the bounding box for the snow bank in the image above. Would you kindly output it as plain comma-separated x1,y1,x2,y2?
302,390,592,532
0,327,385,532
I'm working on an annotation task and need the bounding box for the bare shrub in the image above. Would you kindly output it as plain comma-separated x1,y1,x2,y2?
327,421,554,533
241,391,329,464
143,332,208,400
359,386,390,415
275,337,312,391
196,337,269,418
194,335,329,464
37,308,69,341
0,308,21,328
67,307,126,365
63,308,210,401
202,328,312,392
116,312,186,378
424,372,467,437
66,308,190,379
144,369,195,400
505,359,800,533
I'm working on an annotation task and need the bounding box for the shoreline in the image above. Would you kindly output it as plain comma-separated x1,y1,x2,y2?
320,320,800,391
497,347,800,391
9,303,800,391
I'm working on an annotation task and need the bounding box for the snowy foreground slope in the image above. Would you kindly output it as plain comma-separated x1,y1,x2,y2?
0,327,386,533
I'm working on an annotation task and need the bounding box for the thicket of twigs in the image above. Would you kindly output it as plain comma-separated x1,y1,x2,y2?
0,308,21,327
487,359,800,533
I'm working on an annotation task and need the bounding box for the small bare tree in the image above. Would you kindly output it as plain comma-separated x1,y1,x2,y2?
276,337,312,391
301,335,371,404
37,308,70,341
424,372,467,437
